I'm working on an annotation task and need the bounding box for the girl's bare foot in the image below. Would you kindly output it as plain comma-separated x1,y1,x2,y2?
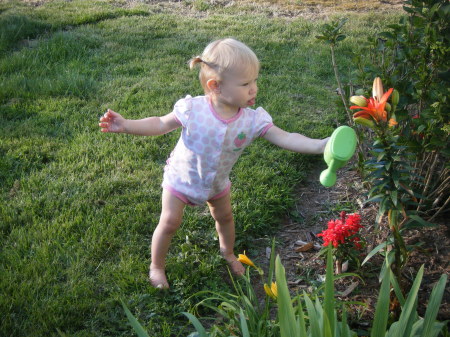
149,267,169,289
221,253,245,276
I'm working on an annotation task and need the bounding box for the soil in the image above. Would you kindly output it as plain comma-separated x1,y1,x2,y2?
252,163,450,330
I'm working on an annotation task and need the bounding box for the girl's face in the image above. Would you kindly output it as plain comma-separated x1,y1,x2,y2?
217,68,259,109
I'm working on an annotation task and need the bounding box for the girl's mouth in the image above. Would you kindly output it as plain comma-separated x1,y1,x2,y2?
247,98,256,106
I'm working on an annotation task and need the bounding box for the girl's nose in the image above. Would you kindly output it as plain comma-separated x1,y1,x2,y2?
250,83,257,95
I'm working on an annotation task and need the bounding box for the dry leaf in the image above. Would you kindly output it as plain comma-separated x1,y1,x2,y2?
340,281,359,297
295,242,314,252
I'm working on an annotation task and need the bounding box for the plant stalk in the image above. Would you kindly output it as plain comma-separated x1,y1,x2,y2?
330,44,353,125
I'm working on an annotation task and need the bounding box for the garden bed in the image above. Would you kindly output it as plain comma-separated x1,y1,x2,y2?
253,164,449,330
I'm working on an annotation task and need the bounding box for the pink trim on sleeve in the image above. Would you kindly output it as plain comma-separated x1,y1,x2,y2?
172,114,182,125
259,123,274,137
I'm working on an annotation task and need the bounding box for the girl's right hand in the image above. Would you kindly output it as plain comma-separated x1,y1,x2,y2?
99,109,126,133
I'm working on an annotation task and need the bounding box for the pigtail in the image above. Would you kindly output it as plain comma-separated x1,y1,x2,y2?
189,56,203,70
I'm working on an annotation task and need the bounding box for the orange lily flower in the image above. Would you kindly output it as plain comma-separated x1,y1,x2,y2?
350,87,394,124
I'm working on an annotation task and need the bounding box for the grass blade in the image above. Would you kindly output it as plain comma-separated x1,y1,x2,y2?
182,312,208,337
121,300,150,337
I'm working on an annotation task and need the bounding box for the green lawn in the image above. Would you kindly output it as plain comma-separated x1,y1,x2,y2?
0,1,401,335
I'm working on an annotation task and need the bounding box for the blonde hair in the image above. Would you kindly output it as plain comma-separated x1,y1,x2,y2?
189,38,260,93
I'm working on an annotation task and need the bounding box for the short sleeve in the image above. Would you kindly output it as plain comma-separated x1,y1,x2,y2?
172,95,192,127
255,107,274,137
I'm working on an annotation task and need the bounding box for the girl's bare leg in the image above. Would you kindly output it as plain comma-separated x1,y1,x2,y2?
150,189,185,288
207,193,245,276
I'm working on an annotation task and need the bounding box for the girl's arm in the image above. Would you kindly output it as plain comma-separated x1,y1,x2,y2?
99,109,180,136
263,125,329,154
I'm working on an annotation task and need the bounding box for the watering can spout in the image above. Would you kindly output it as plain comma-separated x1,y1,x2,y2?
320,161,338,187
320,126,357,187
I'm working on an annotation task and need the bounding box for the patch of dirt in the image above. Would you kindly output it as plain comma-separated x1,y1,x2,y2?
254,163,450,329
158,0,403,19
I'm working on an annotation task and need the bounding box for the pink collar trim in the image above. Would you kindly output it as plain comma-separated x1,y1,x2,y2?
207,96,243,124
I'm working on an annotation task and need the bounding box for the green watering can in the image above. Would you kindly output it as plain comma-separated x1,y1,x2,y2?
320,126,357,187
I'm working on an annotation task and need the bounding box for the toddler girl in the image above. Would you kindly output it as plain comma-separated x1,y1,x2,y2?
99,38,329,289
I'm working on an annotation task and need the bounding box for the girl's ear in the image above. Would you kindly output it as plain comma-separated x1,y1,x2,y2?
206,79,220,93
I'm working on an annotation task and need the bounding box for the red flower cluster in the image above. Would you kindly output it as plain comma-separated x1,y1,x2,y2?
318,212,362,249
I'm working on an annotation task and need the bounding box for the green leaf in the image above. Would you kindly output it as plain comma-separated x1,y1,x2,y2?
365,194,385,204
391,190,398,207
370,258,391,337
121,300,151,337
388,266,424,337
389,270,406,306
323,310,333,337
304,293,321,337
362,240,390,265
276,255,300,337
267,239,276,285
239,308,250,337
421,274,448,337
404,215,436,228
340,305,350,337
336,34,346,42
379,31,395,40
296,295,308,337
379,251,395,283
324,245,335,335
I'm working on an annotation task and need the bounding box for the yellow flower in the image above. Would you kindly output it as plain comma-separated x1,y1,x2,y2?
237,252,256,268
270,282,278,298
264,282,278,299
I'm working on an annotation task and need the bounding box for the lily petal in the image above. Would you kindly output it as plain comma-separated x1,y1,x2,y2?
237,253,256,268
271,282,278,297
380,87,394,104
353,110,377,120
388,118,398,127
372,77,384,101
264,283,276,299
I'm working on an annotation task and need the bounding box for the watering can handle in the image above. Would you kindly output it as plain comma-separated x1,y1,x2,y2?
319,126,357,187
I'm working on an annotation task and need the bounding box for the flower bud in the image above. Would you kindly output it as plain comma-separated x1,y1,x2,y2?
349,95,367,107
354,117,375,129
264,283,275,298
372,77,384,101
385,102,391,112
391,89,400,106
